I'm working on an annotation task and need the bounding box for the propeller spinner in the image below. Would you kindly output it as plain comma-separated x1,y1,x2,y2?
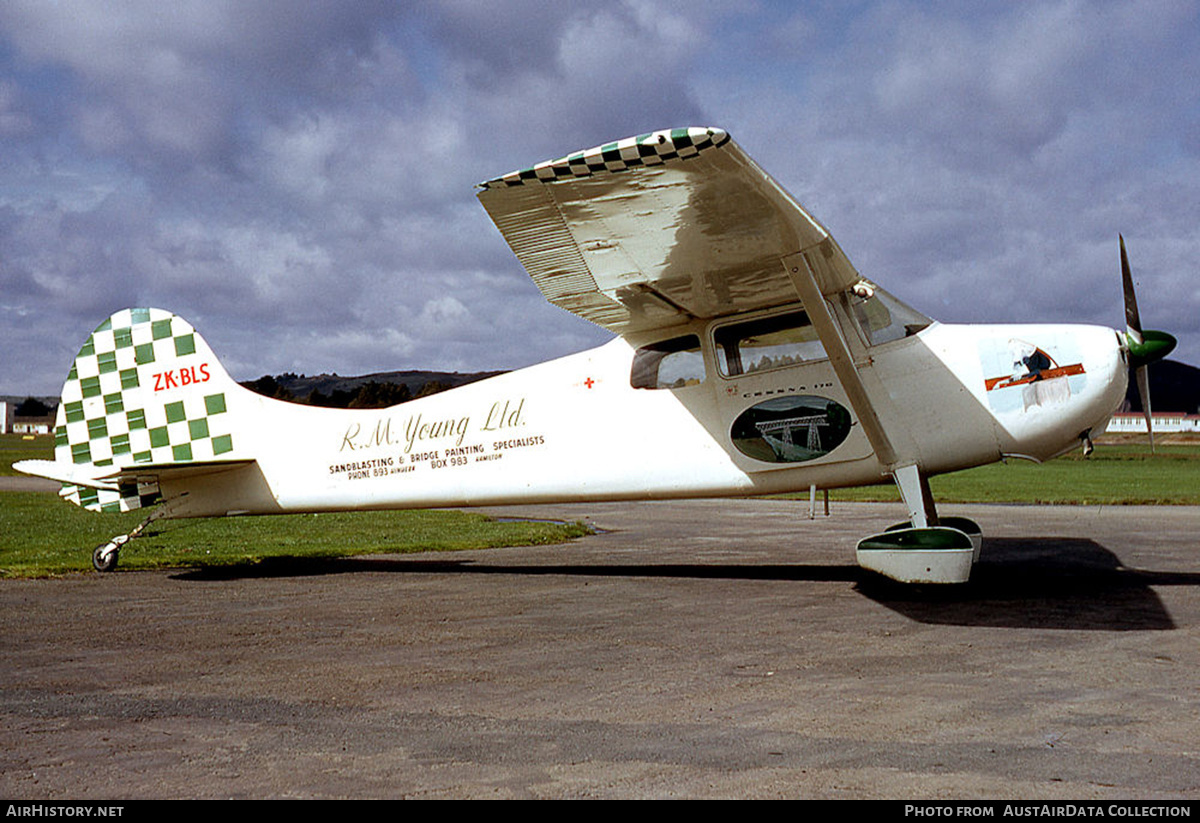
1120,235,1177,450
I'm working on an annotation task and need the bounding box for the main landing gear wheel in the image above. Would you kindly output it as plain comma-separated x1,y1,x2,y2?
855,464,983,584
92,541,121,573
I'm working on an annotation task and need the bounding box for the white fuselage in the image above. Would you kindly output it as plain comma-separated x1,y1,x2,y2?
166,317,1128,519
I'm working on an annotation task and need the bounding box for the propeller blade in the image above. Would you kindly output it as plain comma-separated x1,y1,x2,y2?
1120,234,1143,345
1119,235,1176,453
1135,365,1154,453
1120,236,1177,366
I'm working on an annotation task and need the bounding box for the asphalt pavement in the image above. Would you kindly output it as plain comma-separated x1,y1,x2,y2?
1,499,1197,799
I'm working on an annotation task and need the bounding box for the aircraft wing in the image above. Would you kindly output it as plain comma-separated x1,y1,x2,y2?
477,127,862,334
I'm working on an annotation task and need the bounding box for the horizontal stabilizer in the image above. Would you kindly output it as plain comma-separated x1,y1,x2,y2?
15,456,258,514
14,458,120,490
14,457,256,488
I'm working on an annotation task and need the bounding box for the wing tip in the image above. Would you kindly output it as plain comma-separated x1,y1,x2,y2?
477,126,730,191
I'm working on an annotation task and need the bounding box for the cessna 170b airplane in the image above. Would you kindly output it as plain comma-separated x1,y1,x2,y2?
16,126,1177,583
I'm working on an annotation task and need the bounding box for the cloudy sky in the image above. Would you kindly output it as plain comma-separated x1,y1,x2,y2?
2,0,1198,396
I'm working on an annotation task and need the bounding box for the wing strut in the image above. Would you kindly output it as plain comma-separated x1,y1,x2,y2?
781,251,899,471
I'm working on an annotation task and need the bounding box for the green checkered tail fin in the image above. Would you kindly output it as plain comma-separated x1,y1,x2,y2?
51,308,244,513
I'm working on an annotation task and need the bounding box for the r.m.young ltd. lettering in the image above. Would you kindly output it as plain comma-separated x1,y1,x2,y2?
340,399,526,454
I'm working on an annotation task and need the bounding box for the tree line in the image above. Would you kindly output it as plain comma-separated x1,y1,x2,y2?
239,375,453,409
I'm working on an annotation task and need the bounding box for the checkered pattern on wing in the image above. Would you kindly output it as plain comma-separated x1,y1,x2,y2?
481,127,730,189
54,308,236,512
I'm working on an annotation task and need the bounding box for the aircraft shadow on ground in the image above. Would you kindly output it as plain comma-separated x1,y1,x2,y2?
173,537,1194,631
857,537,1190,631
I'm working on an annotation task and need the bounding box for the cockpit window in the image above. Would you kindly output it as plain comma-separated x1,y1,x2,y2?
844,287,931,346
714,311,827,377
631,335,705,389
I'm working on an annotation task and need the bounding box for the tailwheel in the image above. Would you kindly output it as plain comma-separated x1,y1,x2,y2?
87,498,180,573
92,540,122,573
89,506,165,573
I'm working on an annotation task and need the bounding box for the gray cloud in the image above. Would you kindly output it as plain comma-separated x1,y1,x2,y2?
705,1,1199,343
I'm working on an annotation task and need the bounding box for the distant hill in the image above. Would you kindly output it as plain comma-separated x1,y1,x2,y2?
239,369,505,408
1123,359,1200,414
272,369,505,398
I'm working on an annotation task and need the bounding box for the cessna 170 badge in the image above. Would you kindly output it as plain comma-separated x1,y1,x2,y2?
16,127,1176,583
